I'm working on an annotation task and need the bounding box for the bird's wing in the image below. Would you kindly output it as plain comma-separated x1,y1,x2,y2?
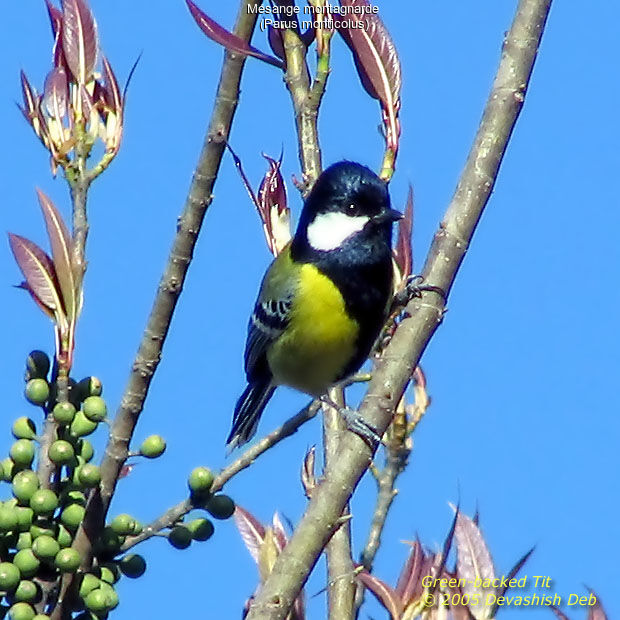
244,246,297,380
244,297,292,379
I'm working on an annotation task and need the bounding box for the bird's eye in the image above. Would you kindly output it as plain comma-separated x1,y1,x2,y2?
346,203,359,215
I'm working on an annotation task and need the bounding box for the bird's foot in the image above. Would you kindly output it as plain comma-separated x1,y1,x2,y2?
321,396,382,451
392,275,446,312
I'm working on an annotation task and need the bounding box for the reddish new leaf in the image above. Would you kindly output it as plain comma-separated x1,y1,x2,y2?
358,570,404,620
394,185,413,281
61,0,98,85
101,56,122,113
37,190,76,319
587,591,607,620
234,506,266,565
8,233,63,315
186,0,284,68
338,0,401,107
454,510,495,620
257,153,291,255
43,67,69,120
496,546,534,599
395,538,425,602
20,71,37,118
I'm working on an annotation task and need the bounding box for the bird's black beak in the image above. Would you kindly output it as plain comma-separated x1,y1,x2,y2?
372,208,403,224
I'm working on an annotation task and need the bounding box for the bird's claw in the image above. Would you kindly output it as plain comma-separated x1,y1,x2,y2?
338,406,382,451
393,275,446,310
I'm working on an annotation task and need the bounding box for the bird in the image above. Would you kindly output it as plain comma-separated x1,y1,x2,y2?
227,160,402,450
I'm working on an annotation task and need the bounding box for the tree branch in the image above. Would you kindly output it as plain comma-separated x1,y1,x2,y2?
245,0,553,617
119,401,319,553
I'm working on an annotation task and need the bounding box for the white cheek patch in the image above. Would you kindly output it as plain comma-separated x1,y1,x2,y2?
306,211,370,251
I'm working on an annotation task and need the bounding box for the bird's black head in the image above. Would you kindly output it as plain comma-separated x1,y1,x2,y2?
292,161,401,257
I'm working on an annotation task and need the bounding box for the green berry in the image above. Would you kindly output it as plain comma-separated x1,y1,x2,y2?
78,440,94,462
33,615,50,620
74,377,103,402
25,351,50,381
15,507,33,532
206,494,235,520
12,550,40,578
187,517,214,541
10,441,35,468
131,520,143,535
13,580,38,603
97,563,120,584
69,411,98,438
168,525,191,549
54,548,81,573
98,528,122,554
109,514,135,536
12,471,39,503
98,582,119,610
29,524,54,539
24,379,49,406
32,535,59,560
188,467,214,494
1,458,15,482
0,505,19,531
139,435,166,458
48,440,75,466
60,504,85,530
16,533,32,550
77,464,101,488
56,524,73,548
11,418,36,441
82,397,107,422
119,554,146,578
78,573,100,598
8,602,35,620
84,588,109,614
29,490,58,516
0,562,20,589
63,489,86,506
52,402,76,426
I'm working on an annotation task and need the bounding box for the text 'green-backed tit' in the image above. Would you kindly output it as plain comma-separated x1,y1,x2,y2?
227,161,401,450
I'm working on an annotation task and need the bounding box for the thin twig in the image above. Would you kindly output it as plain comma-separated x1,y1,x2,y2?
49,3,265,618
120,401,319,552
245,1,553,617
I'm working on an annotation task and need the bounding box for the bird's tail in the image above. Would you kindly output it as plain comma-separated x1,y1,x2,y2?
226,380,275,451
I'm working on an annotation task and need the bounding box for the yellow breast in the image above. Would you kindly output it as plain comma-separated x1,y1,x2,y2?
267,263,358,396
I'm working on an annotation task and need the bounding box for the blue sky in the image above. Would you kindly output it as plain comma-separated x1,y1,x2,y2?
1,1,618,619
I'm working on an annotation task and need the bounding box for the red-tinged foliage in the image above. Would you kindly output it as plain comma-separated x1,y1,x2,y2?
43,67,69,120
358,571,404,619
234,506,305,619
37,189,77,319
185,0,284,69
394,538,425,602
234,506,267,565
101,56,122,113
393,185,413,282
587,590,608,620
61,0,99,85
46,0,69,72
8,233,62,316
337,0,401,107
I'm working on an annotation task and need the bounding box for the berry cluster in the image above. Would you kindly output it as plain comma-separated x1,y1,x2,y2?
0,351,235,619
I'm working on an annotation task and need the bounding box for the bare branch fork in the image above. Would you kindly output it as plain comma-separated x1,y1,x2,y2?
245,0,553,617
